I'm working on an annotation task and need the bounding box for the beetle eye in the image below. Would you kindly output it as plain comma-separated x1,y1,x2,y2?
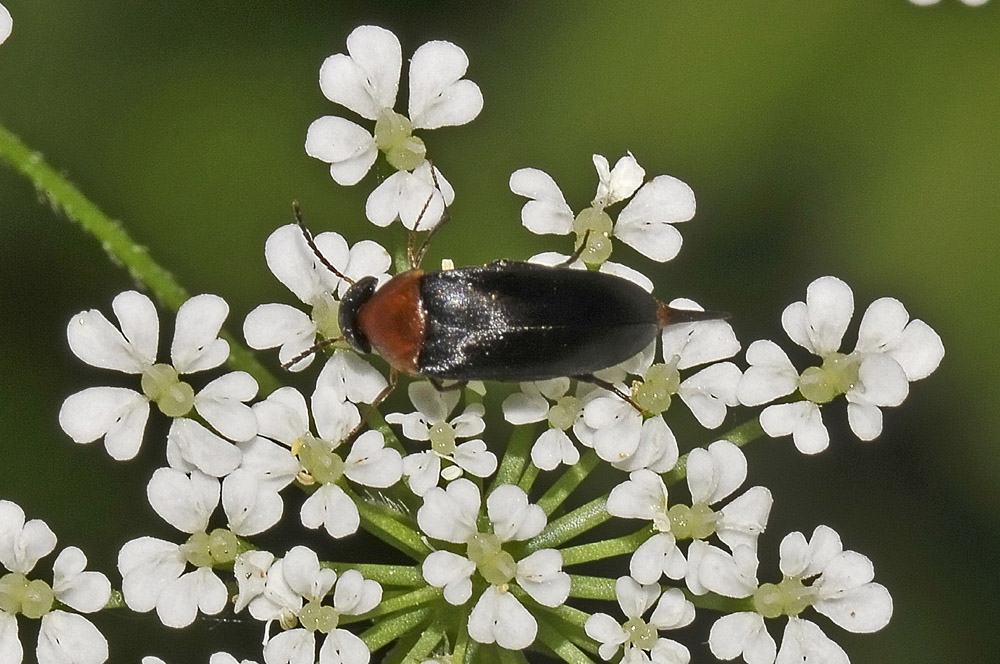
339,277,378,354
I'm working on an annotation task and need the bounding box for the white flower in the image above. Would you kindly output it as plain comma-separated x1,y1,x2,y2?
119,467,276,628
243,224,390,371
502,378,583,471
418,480,569,650
251,377,401,538
0,501,111,664
306,25,481,229
389,382,495,495
584,577,694,663
59,291,256,473
365,161,456,231
510,153,696,264
738,276,944,453
0,4,11,45
699,526,892,664
251,547,379,664
609,442,771,587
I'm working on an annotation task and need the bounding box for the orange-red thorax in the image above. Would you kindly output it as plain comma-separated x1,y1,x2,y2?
355,270,426,375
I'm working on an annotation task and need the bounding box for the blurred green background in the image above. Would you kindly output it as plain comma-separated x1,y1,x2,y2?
1,1,998,662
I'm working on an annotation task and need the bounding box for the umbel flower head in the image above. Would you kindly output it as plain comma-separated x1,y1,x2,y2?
0,500,111,664
305,24,481,230
35,21,946,664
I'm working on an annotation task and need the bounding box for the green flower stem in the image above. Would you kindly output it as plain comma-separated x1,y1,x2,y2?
687,589,754,614
360,605,433,653
325,563,423,587
363,585,441,620
396,612,449,663
518,461,540,494
525,496,609,554
536,450,599,516
567,574,617,601
490,422,536,490
660,415,766,487
103,590,126,611
559,526,651,566
0,122,281,395
346,486,431,560
496,647,530,664
536,614,597,664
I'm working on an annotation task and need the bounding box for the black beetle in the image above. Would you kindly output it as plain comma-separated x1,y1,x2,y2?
338,259,722,383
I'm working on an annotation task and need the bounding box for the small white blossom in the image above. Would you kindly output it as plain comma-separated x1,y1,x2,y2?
306,25,481,229
608,441,771,586
510,153,696,264
585,577,695,663
390,382,496,495
502,378,582,471
251,547,379,664
59,291,255,474
251,372,401,538
119,467,278,628
738,276,944,453
418,480,569,650
697,526,892,664
575,311,738,468
0,501,111,664
244,224,390,371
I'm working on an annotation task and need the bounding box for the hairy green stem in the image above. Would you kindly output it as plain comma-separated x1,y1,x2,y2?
0,122,280,394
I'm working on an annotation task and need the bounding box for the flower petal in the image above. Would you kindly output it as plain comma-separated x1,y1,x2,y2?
67,292,156,372
305,116,377,186
615,175,695,262
409,40,483,129
171,294,230,373
509,168,574,235
37,611,108,664
319,25,401,119
59,387,149,460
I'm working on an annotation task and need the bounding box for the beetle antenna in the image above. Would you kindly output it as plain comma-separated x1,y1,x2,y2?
408,161,451,269
281,337,341,371
557,229,592,266
292,201,354,285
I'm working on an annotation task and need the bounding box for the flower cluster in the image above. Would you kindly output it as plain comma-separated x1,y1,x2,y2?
3,22,945,664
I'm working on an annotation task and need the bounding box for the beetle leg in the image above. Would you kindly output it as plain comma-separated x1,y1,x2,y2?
281,337,342,371
345,367,400,443
427,377,468,393
408,162,452,269
573,373,644,413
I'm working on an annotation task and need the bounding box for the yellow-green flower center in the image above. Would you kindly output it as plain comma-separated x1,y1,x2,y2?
798,352,861,404
632,363,680,415
572,207,614,265
182,528,240,568
0,573,54,619
375,109,427,172
141,363,195,418
294,434,345,485
753,577,814,619
467,533,517,587
667,502,718,540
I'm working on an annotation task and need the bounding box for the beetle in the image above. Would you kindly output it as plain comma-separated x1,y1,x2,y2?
290,202,723,395
338,260,723,384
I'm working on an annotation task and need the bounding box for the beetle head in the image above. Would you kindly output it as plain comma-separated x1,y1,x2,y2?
338,276,379,354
